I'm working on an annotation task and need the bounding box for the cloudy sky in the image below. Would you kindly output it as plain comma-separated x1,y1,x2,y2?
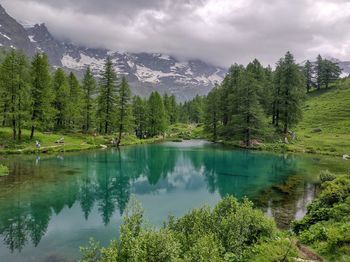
2,0,350,67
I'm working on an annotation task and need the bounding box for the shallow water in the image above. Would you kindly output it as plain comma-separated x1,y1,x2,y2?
0,140,348,262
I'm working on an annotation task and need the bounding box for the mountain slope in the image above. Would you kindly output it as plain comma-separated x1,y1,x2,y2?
0,4,226,101
290,79,350,156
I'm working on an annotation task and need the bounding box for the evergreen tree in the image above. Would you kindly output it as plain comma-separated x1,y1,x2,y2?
147,91,167,137
315,54,323,90
52,68,70,129
132,96,147,139
322,59,341,88
29,52,53,139
0,50,31,140
234,70,265,146
204,86,221,141
272,59,283,126
97,57,118,134
279,52,305,134
116,77,132,146
303,60,314,93
246,59,272,114
168,94,178,124
67,72,82,129
81,66,96,133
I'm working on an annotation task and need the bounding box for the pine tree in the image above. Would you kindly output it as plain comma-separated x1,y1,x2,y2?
204,86,221,141
116,76,132,146
315,54,323,90
132,96,147,139
168,94,178,124
234,70,265,146
29,52,53,139
52,68,70,130
0,50,31,141
279,52,305,134
272,59,283,126
81,66,96,133
147,91,167,137
68,72,82,129
303,60,314,93
97,57,118,134
322,59,341,88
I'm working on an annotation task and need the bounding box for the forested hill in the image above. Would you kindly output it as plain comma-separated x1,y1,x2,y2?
0,4,225,101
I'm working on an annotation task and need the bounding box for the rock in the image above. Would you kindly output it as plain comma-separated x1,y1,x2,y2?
311,127,322,133
284,137,289,144
343,154,349,160
100,144,107,149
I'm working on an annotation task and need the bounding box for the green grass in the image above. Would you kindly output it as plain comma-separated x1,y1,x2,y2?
0,128,108,154
0,164,9,176
287,79,350,156
0,124,202,154
166,123,206,140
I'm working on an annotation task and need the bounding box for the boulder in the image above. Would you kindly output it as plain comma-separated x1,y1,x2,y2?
311,127,322,133
343,154,349,160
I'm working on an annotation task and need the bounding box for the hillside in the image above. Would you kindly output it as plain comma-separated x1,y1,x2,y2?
290,79,350,156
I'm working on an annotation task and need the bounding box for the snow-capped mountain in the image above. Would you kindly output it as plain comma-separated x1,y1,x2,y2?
0,4,226,101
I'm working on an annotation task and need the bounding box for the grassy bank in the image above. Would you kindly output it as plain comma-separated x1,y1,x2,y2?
0,128,167,155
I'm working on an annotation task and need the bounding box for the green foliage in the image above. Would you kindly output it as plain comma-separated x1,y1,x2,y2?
293,175,350,261
273,52,305,134
319,169,336,183
81,196,296,262
29,52,54,138
132,95,147,139
116,76,132,144
147,91,167,137
0,164,9,176
97,56,118,134
0,50,31,141
204,86,220,141
67,72,83,129
52,68,70,130
81,66,97,133
246,237,298,262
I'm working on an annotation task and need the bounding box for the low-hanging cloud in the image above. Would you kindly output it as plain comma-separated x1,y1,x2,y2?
2,0,350,67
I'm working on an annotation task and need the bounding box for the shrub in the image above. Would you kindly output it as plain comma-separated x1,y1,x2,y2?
81,196,284,262
319,169,336,183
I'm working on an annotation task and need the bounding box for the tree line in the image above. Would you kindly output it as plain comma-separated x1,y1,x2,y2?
192,52,341,145
0,50,184,143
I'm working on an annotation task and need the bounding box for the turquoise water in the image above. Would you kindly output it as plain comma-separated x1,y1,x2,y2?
0,140,337,262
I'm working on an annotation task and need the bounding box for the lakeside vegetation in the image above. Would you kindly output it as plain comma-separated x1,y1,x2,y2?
0,164,8,176
81,173,350,261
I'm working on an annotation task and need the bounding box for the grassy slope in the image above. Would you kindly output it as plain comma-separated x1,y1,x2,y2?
288,79,350,156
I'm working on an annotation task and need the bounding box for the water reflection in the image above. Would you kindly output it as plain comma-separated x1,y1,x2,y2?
0,141,315,257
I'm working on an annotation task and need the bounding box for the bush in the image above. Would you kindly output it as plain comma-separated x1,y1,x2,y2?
293,175,350,261
319,169,336,183
81,196,292,262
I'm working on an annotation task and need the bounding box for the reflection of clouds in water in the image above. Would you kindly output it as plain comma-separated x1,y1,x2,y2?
294,183,316,220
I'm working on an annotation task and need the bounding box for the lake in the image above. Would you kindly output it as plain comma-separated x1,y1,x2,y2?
0,140,348,262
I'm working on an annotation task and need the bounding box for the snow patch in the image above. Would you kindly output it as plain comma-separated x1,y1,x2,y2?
62,53,105,71
135,65,182,83
28,35,36,43
0,32,11,41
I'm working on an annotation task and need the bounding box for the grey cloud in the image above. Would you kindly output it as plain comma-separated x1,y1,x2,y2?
2,0,350,67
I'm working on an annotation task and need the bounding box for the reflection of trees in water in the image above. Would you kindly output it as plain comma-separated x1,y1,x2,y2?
0,146,306,252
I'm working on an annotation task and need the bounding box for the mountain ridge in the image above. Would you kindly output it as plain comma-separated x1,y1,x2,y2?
0,5,226,101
